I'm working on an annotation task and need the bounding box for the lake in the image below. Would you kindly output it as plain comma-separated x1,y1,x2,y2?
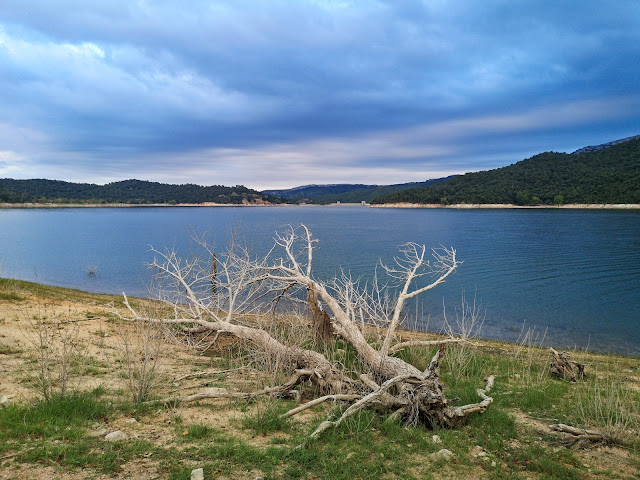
0,206,638,355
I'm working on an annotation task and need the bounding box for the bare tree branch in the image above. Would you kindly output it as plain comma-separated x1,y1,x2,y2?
117,224,493,434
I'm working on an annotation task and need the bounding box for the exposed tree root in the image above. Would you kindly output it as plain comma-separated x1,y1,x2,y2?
550,348,586,381
550,423,606,446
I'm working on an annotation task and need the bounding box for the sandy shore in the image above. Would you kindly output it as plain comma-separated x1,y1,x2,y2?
2,202,640,209
371,202,640,209
0,202,287,208
1,279,639,479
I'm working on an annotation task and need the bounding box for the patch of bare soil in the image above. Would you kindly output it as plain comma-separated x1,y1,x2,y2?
510,409,639,479
0,291,280,478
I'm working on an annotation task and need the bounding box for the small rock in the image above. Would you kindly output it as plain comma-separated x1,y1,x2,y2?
431,434,442,444
89,427,108,438
429,448,455,461
471,445,488,458
0,394,17,404
190,468,204,480
491,460,497,467
345,452,356,460
125,418,138,424
104,430,129,442
254,477,265,480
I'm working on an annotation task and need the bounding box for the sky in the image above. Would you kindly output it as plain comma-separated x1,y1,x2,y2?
1,1,639,190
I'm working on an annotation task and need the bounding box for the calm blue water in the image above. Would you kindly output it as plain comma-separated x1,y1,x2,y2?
1,206,638,355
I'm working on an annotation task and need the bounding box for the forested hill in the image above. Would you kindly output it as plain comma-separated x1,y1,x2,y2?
262,184,376,200
310,177,455,204
263,177,453,204
372,136,640,206
0,179,285,205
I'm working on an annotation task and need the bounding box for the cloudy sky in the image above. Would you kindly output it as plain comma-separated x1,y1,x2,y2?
1,1,639,190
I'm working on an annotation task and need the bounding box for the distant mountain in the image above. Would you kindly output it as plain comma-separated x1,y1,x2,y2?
373,135,640,206
311,178,456,204
571,134,640,154
0,179,285,205
262,184,376,200
263,177,454,203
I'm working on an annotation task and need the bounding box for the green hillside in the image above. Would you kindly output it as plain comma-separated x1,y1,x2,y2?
262,184,375,200
263,178,453,204
312,177,455,204
0,179,285,205
372,137,640,205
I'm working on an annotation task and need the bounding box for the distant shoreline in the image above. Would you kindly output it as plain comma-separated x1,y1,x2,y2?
0,202,289,209
371,202,640,209
2,202,640,210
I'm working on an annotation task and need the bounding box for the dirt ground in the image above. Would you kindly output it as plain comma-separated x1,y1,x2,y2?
1,283,639,479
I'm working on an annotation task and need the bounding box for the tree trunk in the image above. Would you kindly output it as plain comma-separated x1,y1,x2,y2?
307,287,333,346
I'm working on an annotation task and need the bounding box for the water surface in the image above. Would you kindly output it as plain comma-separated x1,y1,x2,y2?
1,206,638,355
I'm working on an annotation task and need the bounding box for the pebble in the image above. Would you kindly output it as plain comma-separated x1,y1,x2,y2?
431,434,442,444
0,394,16,404
471,445,488,458
104,430,129,442
89,427,109,438
429,448,455,461
190,468,204,480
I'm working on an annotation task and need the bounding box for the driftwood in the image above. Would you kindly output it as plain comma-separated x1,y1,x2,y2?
116,225,495,437
549,348,586,381
550,423,605,446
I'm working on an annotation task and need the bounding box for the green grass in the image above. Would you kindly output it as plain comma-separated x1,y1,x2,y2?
0,291,25,302
0,341,22,354
178,423,219,440
0,277,122,304
0,391,160,474
241,400,295,435
19,438,154,473
164,413,432,480
0,391,109,440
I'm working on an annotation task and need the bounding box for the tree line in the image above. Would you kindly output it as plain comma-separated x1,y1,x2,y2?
372,138,640,205
0,179,285,205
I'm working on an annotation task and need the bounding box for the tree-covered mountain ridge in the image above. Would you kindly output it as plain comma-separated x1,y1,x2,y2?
372,135,640,206
0,178,285,205
263,177,454,204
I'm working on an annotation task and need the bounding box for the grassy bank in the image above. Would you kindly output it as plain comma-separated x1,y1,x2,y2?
0,278,639,479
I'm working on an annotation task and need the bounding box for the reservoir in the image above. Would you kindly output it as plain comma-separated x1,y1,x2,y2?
1,206,638,355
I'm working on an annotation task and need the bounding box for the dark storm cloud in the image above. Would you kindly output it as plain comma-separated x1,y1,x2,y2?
0,0,639,188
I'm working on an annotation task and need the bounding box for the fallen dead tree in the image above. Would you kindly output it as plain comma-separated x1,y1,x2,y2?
115,225,495,436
